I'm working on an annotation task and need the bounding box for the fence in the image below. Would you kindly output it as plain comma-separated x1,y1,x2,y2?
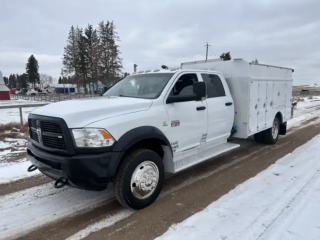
10,93,101,102
292,91,320,97
0,103,49,125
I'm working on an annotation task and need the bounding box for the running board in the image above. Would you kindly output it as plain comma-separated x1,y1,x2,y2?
174,142,240,173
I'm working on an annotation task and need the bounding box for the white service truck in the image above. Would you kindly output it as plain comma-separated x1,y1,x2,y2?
26,58,293,209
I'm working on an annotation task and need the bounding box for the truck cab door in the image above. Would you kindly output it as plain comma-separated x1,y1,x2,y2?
200,73,234,144
163,72,207,156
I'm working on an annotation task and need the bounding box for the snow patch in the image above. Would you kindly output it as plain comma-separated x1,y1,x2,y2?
0,183,115,240
156,134,320,240
0,141,11,149
0,161,40,184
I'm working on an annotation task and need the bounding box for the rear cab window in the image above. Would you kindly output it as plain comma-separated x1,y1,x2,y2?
201,73,226,98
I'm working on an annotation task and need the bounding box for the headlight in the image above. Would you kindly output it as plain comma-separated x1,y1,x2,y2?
72,129,115,148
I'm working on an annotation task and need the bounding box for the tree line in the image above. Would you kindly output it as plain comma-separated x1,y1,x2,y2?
3,54,49,89
62,20,123,93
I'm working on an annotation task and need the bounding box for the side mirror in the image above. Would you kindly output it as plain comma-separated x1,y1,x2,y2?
193,82,206,100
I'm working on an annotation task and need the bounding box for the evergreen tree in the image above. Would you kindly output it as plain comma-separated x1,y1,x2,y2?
62,26,80,80
108,21,123,84
58,77,62,84
84,24,101,92
97,20,111,84
17,73,28,88
8,74,17,88
26,54,40,87
61,20,123,91
76,27,89,93
3,76,9,86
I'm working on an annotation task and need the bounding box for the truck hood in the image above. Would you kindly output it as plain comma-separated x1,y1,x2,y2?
31,96,153,128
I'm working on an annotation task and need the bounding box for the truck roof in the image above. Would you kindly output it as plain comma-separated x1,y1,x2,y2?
181,58,294,80
130,68,219,76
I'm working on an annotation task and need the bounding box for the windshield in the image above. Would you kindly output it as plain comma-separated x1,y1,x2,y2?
103,73,174,99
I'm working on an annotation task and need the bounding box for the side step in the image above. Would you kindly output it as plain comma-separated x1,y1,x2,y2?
174,142,240,173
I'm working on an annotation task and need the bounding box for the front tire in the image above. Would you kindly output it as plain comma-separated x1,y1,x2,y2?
262,117,280,144
114,149,165,210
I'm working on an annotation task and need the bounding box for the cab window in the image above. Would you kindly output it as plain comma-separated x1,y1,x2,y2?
169,73,198,97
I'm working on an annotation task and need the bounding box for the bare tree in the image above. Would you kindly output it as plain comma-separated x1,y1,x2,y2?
40,73,54,88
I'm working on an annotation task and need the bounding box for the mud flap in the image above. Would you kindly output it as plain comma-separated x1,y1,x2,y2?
279,122,287,135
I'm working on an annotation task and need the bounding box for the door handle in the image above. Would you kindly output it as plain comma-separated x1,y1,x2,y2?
225,102,233,106
197,106,206,111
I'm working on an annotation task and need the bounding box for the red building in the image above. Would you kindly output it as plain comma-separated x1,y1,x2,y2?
0,71,10,100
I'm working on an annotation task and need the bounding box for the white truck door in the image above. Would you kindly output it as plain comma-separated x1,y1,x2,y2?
200,73,234,143
164,72,207,154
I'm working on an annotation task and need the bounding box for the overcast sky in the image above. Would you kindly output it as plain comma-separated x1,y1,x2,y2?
0,0,319,85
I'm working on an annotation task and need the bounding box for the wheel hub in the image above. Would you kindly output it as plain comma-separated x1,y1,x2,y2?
131,161,159,199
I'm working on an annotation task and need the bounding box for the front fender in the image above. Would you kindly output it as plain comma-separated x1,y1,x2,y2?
112,126,172,154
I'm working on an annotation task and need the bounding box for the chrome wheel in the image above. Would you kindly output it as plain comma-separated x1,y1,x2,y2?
272,120,279,139
130,161,159,200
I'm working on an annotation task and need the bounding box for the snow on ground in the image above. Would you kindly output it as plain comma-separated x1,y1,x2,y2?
287,97,320,129
0,137,28,168
66,209,135,240
0,183,114,240
0,99,47,124
0,160,40,184
156,134,320,240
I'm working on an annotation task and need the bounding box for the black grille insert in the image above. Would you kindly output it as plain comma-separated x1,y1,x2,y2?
42,122,63,134
29,119,67,150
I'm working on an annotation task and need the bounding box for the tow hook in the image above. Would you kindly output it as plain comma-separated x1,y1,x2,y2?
54,177,68,189
27,165,38,172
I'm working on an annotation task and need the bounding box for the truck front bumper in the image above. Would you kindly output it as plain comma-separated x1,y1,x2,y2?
27,142,123,191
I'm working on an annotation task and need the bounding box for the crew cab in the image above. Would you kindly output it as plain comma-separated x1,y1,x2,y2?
26,58,294,209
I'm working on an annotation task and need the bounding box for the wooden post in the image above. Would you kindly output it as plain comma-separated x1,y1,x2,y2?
19,107,23,125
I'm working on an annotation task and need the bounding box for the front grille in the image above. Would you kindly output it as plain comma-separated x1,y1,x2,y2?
29,118,67,150
43,135,66,149
42,122,63,134
30,129,39,142
30,119,37,128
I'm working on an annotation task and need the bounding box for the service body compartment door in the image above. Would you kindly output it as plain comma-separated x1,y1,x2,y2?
257,81,267,131
249,80,259,135
266,81,274,128
273,81,286,108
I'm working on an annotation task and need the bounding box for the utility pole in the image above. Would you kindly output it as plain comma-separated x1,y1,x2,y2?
205,42,211,61
134,64,138,73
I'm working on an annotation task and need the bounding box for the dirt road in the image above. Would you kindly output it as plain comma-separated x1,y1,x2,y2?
9,118,319,240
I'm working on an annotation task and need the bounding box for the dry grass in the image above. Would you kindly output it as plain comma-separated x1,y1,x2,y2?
0,122,29,141
0,122,29,134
